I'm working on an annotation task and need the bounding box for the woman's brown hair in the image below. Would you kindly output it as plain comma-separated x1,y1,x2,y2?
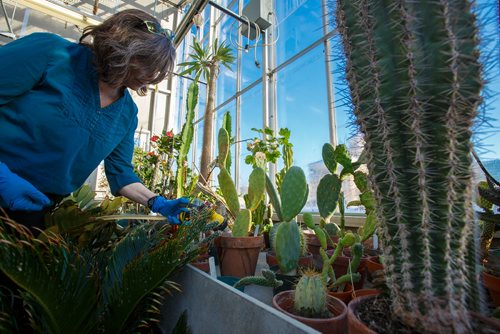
80,9,175,96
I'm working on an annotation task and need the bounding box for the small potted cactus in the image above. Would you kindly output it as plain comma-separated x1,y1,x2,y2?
272,270,348,334
215,127,265,278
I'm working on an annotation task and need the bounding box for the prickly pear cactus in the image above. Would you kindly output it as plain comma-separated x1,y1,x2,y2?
280,166,309,222
274,220,301,275
293,270,330,319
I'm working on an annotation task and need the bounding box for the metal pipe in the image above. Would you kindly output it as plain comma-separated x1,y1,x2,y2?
208,0,249,27
173,0,210,48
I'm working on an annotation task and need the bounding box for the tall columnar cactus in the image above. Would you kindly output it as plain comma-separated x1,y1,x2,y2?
217,127,266,238
293,270,330,318
222,111,232,173
175,82,198,197
335,1,483,332
269,167,309,275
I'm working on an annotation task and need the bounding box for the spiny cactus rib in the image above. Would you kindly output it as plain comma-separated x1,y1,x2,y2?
217,168,240,216
335,0,483,332
322,143,337,174
281,167,308,222
217,128,230,168
266,174,283,221
317,174,341,221
247,167,266,211
293,271,329,318
232,209,252,238
234,270,283,289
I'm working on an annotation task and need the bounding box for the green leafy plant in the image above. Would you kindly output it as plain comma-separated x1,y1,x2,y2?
335,0,483,331
179,39,235,184
0,207,215,333
133,82,199,199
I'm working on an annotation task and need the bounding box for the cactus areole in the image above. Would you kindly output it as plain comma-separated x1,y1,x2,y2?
335,0,483,333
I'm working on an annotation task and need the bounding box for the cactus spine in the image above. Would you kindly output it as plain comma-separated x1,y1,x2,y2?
293,270,330,318
335,0,483,332
216,127,265,237
175,82,197,197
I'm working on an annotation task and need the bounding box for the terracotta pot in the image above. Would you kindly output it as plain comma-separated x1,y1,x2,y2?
348,296,500,334
347,295,378,334
215,235,264,278
326,251,367,290
351,289,380,301
305,230,336,256
328,285,354,304
273,291,348,334
483,272,500,307
265,251,314,269
191,260,210,273
365,256,384,274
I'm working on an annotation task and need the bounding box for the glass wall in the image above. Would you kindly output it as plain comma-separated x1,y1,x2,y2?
276,44,330,212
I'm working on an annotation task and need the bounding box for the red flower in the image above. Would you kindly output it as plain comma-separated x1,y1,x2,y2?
166,131,174,138
151,135,159,142
147,151,156,156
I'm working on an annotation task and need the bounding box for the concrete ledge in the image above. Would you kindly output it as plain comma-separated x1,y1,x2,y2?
160,265,320,334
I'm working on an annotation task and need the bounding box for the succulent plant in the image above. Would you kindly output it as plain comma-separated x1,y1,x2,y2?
216,127,266,238
335,0,484,331
267,167,309,275
293,270,331,319
233,269,283,289
175,82,197,197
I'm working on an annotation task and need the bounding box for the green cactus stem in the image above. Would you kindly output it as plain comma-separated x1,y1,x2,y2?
232,209,252,238
175,82,197,198
222,111,232,173
217,127,230,168
280,166,309,222
317,174,341,222
335,0,483,332
266,174,283,221
233,269,283,289
274,220,301,275
247,167,266,211
293,270,331,319
217,167,240,216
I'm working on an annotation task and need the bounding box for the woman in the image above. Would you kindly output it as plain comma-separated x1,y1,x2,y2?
0,9,187,228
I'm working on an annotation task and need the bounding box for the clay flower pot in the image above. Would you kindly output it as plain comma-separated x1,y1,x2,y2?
215,235,264,278
273,291,348,334
365,256,384,274
328,285,354,304
326,249,367,290
304,230,337,257
347,295,378,334
483,271,500,307
190,253,210,273
351,289,380,301
265,250,314,269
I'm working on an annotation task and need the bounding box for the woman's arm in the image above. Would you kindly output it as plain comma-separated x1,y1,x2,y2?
117,182,155,206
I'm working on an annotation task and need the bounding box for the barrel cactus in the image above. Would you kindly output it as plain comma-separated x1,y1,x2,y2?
293,270,330,319
335,0,483,332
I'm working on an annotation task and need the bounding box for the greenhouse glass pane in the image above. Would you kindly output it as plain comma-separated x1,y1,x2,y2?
240,84,263,194
274,0,323,66
276,44,329,213
216,9,238,106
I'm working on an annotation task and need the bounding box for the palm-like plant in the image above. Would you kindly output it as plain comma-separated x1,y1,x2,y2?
178,39,235,184
0,207,217,333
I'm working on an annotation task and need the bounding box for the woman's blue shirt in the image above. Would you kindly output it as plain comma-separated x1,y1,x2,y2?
0,32,141,195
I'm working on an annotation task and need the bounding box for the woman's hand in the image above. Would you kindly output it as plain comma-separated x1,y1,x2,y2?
0,163,52,211
150,197,190,225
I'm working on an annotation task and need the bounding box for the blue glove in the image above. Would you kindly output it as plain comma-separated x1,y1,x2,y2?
0,163,52,211
151,196,190,225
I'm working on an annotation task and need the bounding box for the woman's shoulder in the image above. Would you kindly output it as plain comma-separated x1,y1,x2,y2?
22,32,73,45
